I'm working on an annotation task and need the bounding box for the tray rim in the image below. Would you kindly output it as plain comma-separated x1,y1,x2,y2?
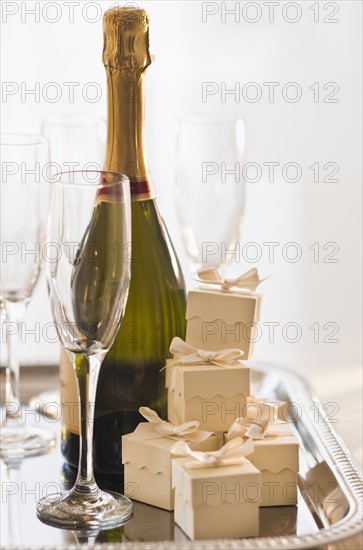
123,361,362,550
11,361,363,550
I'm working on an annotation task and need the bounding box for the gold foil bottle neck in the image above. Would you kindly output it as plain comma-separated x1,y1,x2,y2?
103,7,151,73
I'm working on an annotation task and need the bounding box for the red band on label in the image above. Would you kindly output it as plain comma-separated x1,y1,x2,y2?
130,178,155,201
96,183,124,202
95,176,154,203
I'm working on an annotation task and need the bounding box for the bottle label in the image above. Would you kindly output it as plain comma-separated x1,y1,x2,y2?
60,349,80,435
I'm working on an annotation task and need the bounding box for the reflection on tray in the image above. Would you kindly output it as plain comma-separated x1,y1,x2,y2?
0,364,361,549
259,506,297,537
124,502,174,542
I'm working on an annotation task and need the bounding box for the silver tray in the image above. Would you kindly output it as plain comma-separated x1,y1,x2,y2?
0,362,362,549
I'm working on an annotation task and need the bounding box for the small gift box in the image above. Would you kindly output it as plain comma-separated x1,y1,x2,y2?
165,337,250,432
171,437,261,540
122,407,220,511
246,395,290,423
226,401,299,507
185,268,264,359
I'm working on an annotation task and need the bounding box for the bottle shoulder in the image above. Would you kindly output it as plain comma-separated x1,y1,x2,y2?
130,199,184,281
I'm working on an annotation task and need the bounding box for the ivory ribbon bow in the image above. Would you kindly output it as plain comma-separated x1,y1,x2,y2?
196,267,266,292
127,407,213,443
168,337,243,368
226,400,285,440
171,436,254,469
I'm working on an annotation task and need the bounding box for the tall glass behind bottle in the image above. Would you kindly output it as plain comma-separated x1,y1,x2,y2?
60,7,186,482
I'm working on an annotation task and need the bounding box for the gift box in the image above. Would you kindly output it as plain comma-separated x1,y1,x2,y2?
226,405,299,507
122,407,220,511
249,422,299,506
171,438,261,540
185,268,264,359
165,338,250,432
243,395,296,422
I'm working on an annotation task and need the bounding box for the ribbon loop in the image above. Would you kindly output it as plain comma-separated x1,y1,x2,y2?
226,399,282,441
171,437,254,469
128,407,213,443
196,267,266,292
168,337,243,368
139,406,162,424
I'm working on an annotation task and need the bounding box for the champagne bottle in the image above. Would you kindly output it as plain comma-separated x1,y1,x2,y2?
60,7,186,482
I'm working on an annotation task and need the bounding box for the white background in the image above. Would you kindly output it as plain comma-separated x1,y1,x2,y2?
1,2,362,460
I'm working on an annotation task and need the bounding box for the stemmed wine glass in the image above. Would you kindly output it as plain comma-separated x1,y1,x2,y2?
0,133,56,458
175,115,245,272
36,170,133,528
42,114,106,173
30,114,107,417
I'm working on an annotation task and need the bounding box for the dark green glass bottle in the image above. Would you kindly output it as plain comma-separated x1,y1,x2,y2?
60,7,186,483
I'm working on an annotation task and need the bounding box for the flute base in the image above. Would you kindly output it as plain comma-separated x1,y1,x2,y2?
0,420,56,459
37,488,133,529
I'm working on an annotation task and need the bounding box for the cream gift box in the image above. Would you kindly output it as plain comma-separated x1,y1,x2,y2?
243,395,296,422
226,407,299,507
171,437,261,540
122,407,220,511
185,268,264,359
165,338,250,432
248,422,299,507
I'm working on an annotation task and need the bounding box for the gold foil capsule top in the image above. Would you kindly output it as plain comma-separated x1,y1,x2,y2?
103,7,152,72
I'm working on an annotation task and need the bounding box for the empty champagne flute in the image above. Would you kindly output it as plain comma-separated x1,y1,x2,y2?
0,133,55,458
36,170,132,528
42,114,106,174
31,115,107,416
175,115,245,271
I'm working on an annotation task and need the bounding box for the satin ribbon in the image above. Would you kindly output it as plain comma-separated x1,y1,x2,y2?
247,395,288,422
196,267,266,292
168,337,243,368
226,400,286,441
127,407,213,443
171,436,254,469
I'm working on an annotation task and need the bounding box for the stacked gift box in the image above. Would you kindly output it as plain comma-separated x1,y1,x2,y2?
122,268,300,540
